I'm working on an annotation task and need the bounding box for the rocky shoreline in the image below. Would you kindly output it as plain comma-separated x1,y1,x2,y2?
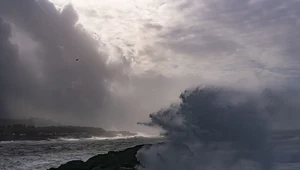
48,144,151,170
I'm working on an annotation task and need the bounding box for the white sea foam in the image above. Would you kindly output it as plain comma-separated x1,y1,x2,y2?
57,133,162,142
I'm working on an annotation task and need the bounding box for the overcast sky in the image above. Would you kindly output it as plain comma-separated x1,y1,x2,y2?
0,0,300,131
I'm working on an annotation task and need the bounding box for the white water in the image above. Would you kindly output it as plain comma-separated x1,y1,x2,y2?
57,133,162,141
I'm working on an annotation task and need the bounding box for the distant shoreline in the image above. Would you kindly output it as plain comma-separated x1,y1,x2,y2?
0,125,137,141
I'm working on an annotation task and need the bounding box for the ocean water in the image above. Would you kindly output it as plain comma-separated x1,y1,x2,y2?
0,136,163,170
1,131,300,170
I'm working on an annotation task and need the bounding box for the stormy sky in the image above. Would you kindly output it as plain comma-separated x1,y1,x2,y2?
1,0,300,131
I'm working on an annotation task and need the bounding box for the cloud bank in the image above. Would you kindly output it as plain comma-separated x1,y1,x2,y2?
0,0,184,130
0,0,115,125
1,0,300,131
49,0,300,86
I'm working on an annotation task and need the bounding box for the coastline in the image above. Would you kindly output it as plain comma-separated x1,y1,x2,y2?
48,144,151,170
0,125,136,141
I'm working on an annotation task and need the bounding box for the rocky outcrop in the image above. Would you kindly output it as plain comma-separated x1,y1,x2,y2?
49,144,151,170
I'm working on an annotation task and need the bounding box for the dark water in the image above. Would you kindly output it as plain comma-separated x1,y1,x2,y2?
1,132,300,170
0,137,163,170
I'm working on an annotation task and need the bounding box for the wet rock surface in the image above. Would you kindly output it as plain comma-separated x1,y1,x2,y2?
49,144,150,170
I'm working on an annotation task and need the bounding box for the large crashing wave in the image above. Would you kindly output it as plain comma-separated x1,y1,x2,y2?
137,86,278,170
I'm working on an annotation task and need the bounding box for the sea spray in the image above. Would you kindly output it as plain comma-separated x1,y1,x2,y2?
138,86,274,170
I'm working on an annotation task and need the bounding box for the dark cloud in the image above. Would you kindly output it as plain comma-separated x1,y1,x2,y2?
144,23,163,31
204,0,300,61
0,0,114,125
160,0,300,82
0,18,20,118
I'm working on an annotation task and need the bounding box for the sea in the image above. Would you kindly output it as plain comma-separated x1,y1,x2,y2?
0,136,163,170
1,131,300,170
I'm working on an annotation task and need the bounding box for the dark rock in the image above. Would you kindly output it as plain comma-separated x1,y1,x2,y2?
49,144,151,170
49,160,85,170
